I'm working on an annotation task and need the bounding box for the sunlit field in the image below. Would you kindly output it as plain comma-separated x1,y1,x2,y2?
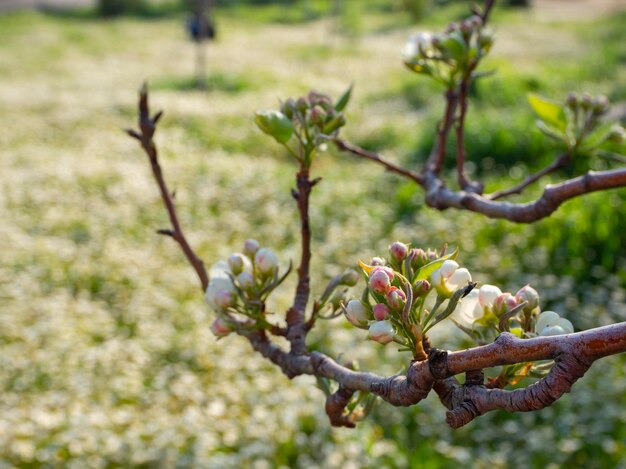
1,1,626,467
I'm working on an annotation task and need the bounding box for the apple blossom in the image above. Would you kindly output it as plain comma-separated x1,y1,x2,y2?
537,311,574,336
430,260,472,297
478,284,502,309
205,273,236,311
243,238,260,257
452,288,481,326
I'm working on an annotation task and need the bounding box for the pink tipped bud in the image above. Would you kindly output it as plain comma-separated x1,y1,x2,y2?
493,292,518,317
254,248,279,275
236,272,255,290
369,269,391,294
243,239,260,257
228,253,246,275
515,285,539,312
385,286,407,310
389,241,409,262
373,303,391,321
371,257,386,266
368,320,395,344
210,317,234,338
345,299,370,326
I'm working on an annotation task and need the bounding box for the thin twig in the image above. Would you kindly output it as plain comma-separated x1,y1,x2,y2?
487,153,571,200
334,138,424,184
128,85,209,291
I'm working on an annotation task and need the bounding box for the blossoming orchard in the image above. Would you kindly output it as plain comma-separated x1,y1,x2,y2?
126,0,626,430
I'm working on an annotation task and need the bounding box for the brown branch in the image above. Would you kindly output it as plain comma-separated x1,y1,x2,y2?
128,85,209,291
422,166,626,223
334,138,424,184
325,386,357,428
486,153,571,200
285,168,318,355
427,90,458,174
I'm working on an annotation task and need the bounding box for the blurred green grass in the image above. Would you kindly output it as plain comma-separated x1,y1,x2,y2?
0,1,625,467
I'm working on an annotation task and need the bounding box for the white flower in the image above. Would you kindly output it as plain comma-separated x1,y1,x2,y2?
452,288,482,325
537,311,574,336
345,300,370,327
368,320,395,344
403,32,431,60
478,284,502,308
431,260,472,297
227,253,252,275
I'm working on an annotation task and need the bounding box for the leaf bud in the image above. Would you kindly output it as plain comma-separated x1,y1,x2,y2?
592,95,609,115
565,92,578,110
340,268,360,287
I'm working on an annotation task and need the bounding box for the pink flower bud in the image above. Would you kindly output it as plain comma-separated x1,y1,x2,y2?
254,248,279,275
385,286,406,310
389,241,409,262
368,320,395,344
243,239,260,257
371,257,386,266
369,269,391,294
373,303,390,321
210,318,234,338
493,292,518,317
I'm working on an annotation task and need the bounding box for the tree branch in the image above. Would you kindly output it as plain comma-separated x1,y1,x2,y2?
127,85,209,291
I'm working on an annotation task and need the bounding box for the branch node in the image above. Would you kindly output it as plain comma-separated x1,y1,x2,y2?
428,348,449,380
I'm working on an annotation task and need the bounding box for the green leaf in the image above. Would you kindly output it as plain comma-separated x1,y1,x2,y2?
404,61,432,76
334,84,353,112
441,32,467,62
580,121,618,151
527,94,567,131
414,247,459,283
254,110,293,144
536,120,567,143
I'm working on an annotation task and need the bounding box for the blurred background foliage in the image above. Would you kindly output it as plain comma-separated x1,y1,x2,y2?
1,0,625,467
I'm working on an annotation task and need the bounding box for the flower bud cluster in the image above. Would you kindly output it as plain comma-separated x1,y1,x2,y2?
403,15,493,86
563,92,625,150
205,239,288,338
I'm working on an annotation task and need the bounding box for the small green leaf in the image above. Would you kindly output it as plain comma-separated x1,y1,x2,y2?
527,94,567,131
536,120,567,142
414,247,459,283
580,121,618,151
255,110,293,144
441,32,467,62
404,61,432,76
334,84,353,112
